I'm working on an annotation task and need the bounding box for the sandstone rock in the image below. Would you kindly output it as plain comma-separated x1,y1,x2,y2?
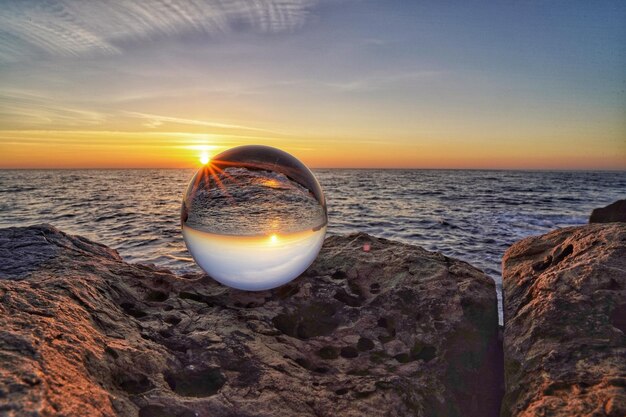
589,200,626,224
502,223,626,417
0,225,501,417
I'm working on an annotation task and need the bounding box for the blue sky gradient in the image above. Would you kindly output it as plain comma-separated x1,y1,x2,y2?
0,0,624,168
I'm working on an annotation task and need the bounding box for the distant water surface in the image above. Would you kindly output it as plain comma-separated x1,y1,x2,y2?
1,169,624,317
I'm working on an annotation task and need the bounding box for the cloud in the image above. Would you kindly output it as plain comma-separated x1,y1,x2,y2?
0,0,319,62
323,71,445,92
126,111,281,134
0,88,287,133
0,88,108,126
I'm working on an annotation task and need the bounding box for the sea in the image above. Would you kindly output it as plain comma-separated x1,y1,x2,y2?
1,169,624,318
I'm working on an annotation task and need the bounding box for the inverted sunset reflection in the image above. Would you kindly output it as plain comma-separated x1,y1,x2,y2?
181,145,328,290
182,226,326,290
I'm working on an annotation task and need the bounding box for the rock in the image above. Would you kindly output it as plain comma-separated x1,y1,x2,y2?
0,225,501,417
502,223,626,417
589,200,626,224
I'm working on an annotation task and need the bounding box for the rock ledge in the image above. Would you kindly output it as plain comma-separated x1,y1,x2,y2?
502,223,626,417
0,225,501,417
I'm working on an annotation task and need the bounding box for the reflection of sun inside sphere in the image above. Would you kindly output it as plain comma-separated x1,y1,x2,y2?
181,145,328,290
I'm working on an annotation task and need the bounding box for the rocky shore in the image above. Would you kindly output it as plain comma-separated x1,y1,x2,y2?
0,225,501,417
1,212,624,417
502,223,626,417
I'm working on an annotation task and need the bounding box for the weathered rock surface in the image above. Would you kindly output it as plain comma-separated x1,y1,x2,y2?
0,225,501,417
502,223,626,417
589,200,626,224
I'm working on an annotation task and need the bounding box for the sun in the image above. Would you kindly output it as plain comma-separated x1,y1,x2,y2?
269,234,278,244
200,152,211,165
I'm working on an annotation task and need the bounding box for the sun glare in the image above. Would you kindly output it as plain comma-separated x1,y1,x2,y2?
200,152,210,165
269,234,278,244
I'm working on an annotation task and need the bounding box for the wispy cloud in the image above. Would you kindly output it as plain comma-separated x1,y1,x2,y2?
0,88,285,133
0,88,108,126
126,111,281,134
323,71,445,92
0,0,319,62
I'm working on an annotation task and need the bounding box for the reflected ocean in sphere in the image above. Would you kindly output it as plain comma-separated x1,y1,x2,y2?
181,146,327,290
185,167,325,235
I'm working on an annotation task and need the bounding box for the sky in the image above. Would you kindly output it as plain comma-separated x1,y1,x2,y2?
0,0,624,169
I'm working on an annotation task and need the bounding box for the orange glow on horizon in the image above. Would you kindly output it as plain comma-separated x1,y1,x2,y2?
0,130,624,170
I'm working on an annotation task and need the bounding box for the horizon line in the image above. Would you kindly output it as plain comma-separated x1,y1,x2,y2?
1,166,624,172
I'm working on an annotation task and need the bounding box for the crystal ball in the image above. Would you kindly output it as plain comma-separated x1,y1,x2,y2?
181,145,327,290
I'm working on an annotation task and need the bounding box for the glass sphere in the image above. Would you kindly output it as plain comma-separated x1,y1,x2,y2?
181,145,327,290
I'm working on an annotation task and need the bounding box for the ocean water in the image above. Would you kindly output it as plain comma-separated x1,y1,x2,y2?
1,169,624,315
